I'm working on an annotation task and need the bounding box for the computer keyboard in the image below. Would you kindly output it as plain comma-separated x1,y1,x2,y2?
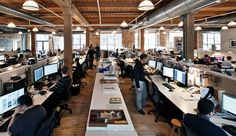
222,125,236,135
0,119,10,132
162,83,175,90
222,116,236,121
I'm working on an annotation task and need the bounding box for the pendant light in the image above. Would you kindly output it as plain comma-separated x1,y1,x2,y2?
75,26,81,31
32,27,38,32
112,30,117,34
228,21,236,27
221,26,229,30
159,26,165,31
138,0,154,11
22,0,39,11
195,26,202,31
120,21,128,28
7,22,16,28
95,32,99,35
178,21,183,27
162,31,167,35
18,31,23,35
52,31,56,35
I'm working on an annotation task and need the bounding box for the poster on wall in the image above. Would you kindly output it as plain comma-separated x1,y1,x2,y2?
230,40,236,47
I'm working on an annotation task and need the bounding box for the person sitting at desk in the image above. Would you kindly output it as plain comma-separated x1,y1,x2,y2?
183,99,227,136
133,54,149,115
222,56,233,68
18,54,27,65
203,54,211,65
7,94,47,136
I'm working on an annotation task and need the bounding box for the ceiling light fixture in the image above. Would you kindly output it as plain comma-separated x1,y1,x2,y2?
7,22,16,28
76,26,81,31
178,21,183,27
138,0,154,11
159,26,165,31
112,30,117,34
32,27,38,32
228,21,236,27
83,31,86,34
162,31,166,35
52,31,56,35
95,32,99,35
195,26,202,31
22,0,39,11
18,31,23,35
221,26,229,30
120,21,128,28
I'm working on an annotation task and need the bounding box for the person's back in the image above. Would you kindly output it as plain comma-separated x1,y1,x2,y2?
184,114,227,136
222,56,233,68
9,105,47,136
51,76,71,100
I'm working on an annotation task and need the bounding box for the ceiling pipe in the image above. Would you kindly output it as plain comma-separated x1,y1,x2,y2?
0,4,54,26
131,0,224,30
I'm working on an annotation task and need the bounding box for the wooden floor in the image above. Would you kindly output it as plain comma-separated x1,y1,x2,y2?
54,65,176,136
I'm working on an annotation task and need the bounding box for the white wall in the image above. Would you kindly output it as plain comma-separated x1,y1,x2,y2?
221,28,236,53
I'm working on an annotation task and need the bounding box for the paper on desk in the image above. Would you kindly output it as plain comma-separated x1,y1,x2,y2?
179,94,198,101
102,84,118,93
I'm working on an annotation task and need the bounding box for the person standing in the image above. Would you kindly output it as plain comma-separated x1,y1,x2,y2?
88,45,96,69
133,54,149,115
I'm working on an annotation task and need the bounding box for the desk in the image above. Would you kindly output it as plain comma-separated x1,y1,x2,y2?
151,75,236,135
85,73,137,136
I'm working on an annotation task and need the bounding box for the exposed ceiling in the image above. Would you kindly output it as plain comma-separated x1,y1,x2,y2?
0,0,236,32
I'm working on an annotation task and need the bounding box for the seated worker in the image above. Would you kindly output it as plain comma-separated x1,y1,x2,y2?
170,51,175,58
18,54,27,65
203,54,211,65
183,99,227,136
73,58,83,83
7,94,47,136
222,56,233,68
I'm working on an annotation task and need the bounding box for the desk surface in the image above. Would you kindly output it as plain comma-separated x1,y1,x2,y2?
85,73,137,136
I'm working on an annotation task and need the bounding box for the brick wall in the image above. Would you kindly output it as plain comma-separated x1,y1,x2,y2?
122,31,135,49
89,33,100,47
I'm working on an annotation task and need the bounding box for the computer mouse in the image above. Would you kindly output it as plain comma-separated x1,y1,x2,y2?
190,95,194,97
39,91,47,95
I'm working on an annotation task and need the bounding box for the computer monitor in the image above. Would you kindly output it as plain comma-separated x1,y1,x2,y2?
156,62,163,71
34,67,44,82
0,88,25,115
222,93,236,116
148,60,156,68
163,66,174,78
173,69,187,85
44,63,58,76
0,55,5,61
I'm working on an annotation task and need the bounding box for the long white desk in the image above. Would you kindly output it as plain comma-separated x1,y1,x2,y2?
85,73,137,136
150,75,236,135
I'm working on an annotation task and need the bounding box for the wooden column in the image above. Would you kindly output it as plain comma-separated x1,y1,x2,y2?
183,13,195,61
63,7,73,77
31,31,36,57
140,29,144,51
86,29,90,47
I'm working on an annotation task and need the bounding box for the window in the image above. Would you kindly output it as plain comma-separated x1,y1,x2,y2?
203,32,221,51
169,31,183,48
135,32,139,49
36,34,49,52
73,34,86,49
100,33,122,50
144,32,157,50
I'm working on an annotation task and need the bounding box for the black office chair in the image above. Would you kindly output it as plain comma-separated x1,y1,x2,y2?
148,83,165,122
35,109,59,136
182,124,198,136
58,80,73,114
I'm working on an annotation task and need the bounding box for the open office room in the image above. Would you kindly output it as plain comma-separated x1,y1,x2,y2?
0,0,236,136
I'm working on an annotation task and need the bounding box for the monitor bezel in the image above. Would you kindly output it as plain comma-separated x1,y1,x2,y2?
34,67,44,82
44,63,58,76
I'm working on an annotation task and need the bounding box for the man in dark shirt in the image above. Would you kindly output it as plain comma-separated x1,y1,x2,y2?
87,45,96,69
7,94,47,136
183,99,227,136
73,58,83,83
133,54,149,115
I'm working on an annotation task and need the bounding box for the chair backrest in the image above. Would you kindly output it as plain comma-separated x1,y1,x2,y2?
182,124,198,136
35,110,57,136
151,83,160,105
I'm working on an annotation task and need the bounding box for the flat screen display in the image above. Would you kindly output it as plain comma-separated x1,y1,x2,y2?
222,93,236,116
34,67,44,82
148,60,156,68
173,69,187,85
156,62,163,71
163,66,174,78
44,63,58,76
0,88,25,115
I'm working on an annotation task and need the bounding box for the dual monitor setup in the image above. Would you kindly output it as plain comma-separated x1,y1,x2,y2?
34,63,58,82
148,60,187,86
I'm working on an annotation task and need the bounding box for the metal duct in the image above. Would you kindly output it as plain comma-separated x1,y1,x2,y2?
0,4,54,26
132,0,223,29
195,12,236,24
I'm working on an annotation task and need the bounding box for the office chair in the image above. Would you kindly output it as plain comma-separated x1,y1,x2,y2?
148,83,165,122
79,61,88,87
182,124,198,136
35,109,59,136
58,81,72,114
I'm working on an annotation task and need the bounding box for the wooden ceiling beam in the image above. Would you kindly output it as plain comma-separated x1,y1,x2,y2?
52,0,94,31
